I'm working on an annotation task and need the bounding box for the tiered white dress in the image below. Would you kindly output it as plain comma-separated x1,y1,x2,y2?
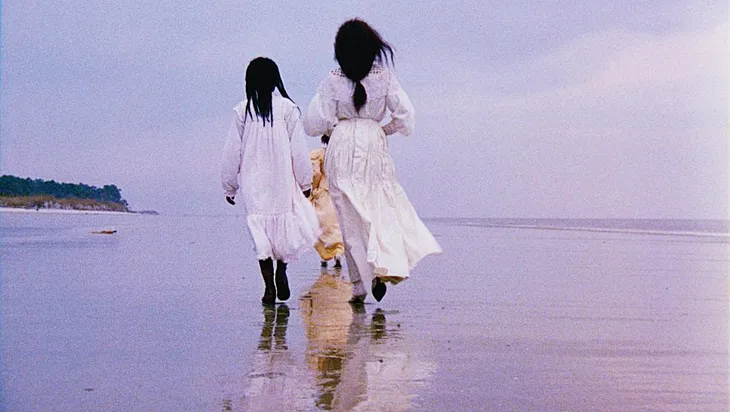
221,95,319,262
303,66,441,294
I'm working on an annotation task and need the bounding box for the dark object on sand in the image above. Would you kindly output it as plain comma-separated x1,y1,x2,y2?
91,229,117,235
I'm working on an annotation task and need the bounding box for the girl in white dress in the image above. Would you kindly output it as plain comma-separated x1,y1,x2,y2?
303,20,442,303
222,57,319,305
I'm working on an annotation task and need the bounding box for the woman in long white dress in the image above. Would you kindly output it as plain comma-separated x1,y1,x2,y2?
303,19,441,303
221,57,319,305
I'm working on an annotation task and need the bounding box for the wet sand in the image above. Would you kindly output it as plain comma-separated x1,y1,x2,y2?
1,214,728,411
0,207,131,215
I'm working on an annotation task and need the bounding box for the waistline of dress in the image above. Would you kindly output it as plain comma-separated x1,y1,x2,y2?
336,118,381,128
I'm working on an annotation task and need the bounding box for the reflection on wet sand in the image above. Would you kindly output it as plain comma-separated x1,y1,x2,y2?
239,268,434,411
300,268,434,411
240,304,313,411
300,269,359,410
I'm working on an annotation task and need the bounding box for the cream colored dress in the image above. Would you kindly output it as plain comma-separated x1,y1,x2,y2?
310,148,345,261
303,65,441,295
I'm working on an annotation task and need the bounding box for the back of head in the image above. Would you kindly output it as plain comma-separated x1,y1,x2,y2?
244,57,292,126
334,19,393,111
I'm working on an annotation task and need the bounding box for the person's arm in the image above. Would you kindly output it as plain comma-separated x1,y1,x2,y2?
382,73,415,136
221,110,244,203
303,78,338,137
286,106,313,195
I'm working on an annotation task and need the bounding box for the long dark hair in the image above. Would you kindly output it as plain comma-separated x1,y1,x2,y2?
244,57,293,126
334,19,394,112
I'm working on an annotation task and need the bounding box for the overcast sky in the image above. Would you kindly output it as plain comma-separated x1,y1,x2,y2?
1,1,727,218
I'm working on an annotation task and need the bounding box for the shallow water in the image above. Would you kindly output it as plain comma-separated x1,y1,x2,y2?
1,213,728,411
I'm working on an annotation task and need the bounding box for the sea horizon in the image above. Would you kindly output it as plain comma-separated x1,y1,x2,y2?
3,208,728,235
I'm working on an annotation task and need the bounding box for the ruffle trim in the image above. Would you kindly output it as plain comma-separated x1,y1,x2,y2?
334,180,442,285
373,268,408,285
314,240,345,261
246,206,319,263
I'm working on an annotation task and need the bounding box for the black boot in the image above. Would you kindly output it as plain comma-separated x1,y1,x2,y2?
371,277,387,302
275,260,290,301
258,258,276,305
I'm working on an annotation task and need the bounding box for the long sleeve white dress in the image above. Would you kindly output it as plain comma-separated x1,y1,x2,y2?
221,94,319,262
302,66,441,297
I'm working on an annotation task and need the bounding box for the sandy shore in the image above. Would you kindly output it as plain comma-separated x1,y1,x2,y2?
1,214,727,410
0,206,133,215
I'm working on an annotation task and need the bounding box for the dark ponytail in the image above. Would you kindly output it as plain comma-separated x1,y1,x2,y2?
353,82,366,110
334,19,394,112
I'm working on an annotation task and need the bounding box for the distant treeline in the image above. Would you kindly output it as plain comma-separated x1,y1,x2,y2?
0,175,128,206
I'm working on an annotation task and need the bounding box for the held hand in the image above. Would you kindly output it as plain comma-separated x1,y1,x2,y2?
225,196,235,205
303,189,311,198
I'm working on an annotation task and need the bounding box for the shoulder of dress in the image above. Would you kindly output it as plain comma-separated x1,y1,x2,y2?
329,68,346,78
328,65,391,79
369,64,390,76
319,66,392,99
278,95,298,110
233,100,246,112
362,66,392,97
232,100,248,120
318,71,350,98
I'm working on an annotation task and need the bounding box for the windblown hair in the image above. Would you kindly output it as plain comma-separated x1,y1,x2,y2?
334,19,394,112
244,57,293,126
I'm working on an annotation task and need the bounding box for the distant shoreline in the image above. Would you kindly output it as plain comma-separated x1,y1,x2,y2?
0,207,133,215
0,195,131,213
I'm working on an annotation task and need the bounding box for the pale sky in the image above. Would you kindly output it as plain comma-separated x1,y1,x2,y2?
1,1,728,218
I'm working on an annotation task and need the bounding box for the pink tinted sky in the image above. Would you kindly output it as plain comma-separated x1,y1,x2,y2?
1,1,727,218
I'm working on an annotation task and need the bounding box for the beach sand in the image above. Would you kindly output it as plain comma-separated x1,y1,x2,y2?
0,207,132,215
0,214,727,410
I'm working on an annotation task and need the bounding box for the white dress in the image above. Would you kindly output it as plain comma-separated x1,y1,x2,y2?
302,66,441,293
221,95,319,262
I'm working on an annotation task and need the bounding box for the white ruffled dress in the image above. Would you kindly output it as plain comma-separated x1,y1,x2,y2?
303,66,441,287
221,95,319,262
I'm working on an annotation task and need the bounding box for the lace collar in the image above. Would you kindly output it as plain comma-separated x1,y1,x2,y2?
330,64,386,78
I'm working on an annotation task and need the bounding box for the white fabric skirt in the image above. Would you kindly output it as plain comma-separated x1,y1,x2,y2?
246,183,320,263
324,118,441,284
